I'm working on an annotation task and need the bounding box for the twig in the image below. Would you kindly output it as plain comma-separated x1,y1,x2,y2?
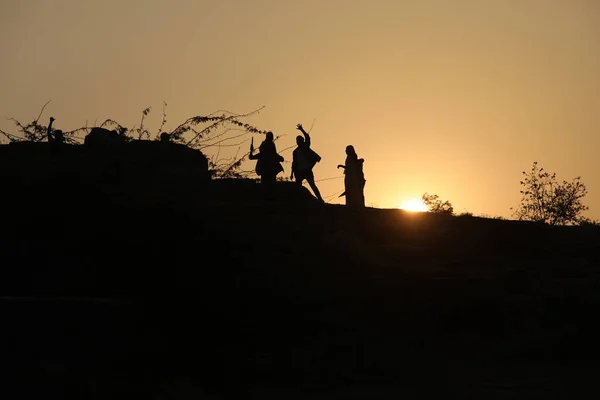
183,106,267,146
315,175,343,183
325,189,345,202
207,106,265,118
308,117,316,133
278,144,296,154
155,101,168,140
34,100,52,124
0,128,21,142
216,146,254,178
199,132,249,149
197,128,241,144
137,107,151,140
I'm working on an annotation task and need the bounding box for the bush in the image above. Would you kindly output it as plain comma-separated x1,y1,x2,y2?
511,161,589,226
422,193,454,215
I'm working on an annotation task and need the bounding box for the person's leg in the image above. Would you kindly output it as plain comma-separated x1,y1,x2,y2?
346,179,361,208
346,189,356,208
306,173,324,202
261,174,276,201
358,182,365,208
344,178,351,206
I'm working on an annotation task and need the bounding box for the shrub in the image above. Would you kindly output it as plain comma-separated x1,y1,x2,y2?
422,193,454,215
511,161,589,225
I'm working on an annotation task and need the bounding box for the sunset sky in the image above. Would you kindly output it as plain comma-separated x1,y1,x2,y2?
2,0,599,218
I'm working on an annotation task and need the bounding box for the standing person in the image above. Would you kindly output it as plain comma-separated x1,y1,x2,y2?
291,123,324,203
337,145,365,208
46,117,65,151
249,131,284,199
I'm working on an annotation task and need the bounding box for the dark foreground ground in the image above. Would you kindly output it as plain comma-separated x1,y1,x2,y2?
1,178,600,399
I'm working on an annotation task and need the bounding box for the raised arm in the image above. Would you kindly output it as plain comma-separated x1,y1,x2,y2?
248,148,260,160
47,117,55,142
296,123,311,147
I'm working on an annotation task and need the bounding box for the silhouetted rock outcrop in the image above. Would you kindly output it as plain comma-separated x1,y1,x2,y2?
0,138,210,186
119,140,209,184
83,127,127,151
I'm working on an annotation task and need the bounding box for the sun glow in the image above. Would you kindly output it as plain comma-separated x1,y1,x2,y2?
399,199,429,212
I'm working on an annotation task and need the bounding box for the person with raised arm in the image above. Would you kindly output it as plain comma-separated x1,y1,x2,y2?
291,123,324,203
47,116,64,151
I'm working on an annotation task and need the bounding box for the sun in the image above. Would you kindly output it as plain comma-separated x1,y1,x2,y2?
399,198,429,212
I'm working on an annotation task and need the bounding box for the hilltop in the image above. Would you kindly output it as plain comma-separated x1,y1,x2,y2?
1,142,600,399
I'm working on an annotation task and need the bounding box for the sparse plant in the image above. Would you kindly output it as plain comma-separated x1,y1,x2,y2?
2,102,275,179
511,161,589,226
1,101,85,144
155,101,168,140
132,107,152,140
422,193,454,215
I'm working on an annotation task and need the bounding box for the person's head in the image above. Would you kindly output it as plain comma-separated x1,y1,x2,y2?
54,130,64,142
160,131,170,142
296,135,305,146
346,145,356,156
265,131,274,142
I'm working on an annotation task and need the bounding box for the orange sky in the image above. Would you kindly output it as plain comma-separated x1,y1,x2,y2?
2,0,599,218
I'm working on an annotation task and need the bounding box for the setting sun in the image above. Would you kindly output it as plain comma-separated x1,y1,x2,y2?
399,199,429,213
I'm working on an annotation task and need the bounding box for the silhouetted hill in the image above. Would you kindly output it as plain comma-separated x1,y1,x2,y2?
1,145,600,399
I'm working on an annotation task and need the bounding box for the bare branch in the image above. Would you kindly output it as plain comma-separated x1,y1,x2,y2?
34,100,52,125
198,132,249,150
308,117,316,133
155,101,168,140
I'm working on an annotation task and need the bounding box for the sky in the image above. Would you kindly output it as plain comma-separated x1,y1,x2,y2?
2,0,599,218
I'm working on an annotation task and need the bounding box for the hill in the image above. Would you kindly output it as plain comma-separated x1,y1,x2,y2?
1,143,600,399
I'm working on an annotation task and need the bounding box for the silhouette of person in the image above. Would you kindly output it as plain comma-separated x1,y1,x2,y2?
291,123,324,202
46,117,64,151
337,145,365,208
249,131,284,199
